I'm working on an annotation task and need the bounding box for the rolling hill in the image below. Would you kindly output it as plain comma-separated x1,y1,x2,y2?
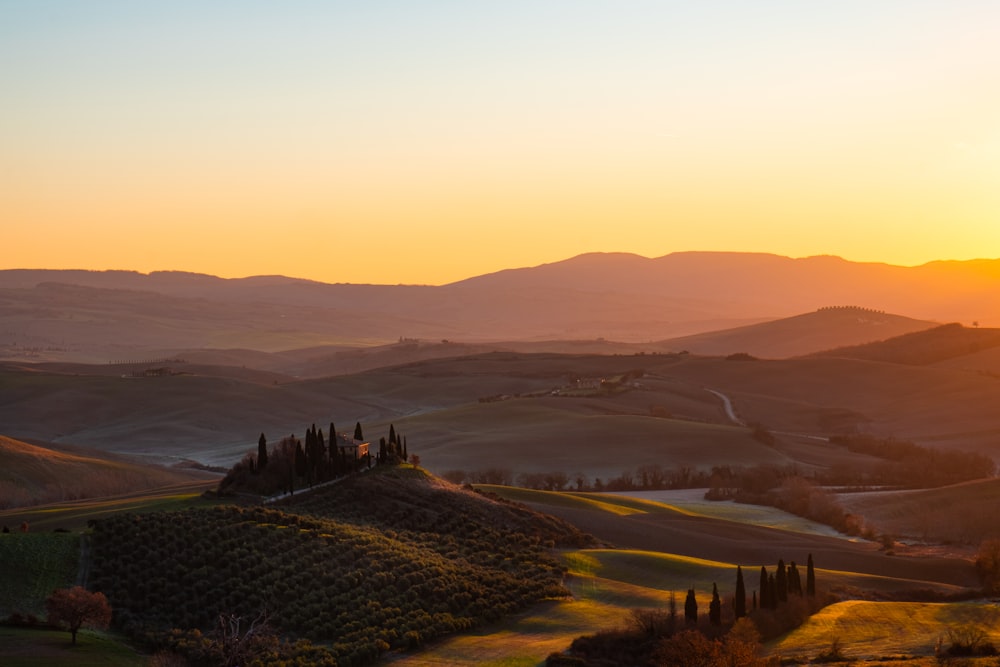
662,306,937,359
808,322,1000,365
0,436,213,509
4,345,1000,486
86,466,591,665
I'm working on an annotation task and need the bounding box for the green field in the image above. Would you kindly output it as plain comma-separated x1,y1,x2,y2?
0,627,145,667
478,485,694,517
0,482,221,532
0,533,79,616
771,600,1000,660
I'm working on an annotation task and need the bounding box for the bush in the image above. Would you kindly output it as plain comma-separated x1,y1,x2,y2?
813,637,846,663
945,626,997,656
975,539,1000,594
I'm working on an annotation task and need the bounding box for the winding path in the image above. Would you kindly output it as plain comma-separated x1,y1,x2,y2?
706,388,744,426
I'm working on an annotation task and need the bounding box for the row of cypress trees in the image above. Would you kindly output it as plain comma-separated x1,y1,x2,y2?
682,554,816,627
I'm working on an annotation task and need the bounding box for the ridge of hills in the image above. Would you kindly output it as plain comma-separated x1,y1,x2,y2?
3,252,999,363
4,325,1000,477
0,435,213,509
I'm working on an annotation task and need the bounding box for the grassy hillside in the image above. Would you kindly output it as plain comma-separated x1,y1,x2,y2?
663,307,936,359
484,486,978,591
0,482,220,533
87,466,594,666
662,355,1000,457
810,322,1000,365
387,398,790,479
0,627,145,667
4,349,1000,480
839,478,1000,544
0,533,79,617
0,436,211,509
770,600,1000,660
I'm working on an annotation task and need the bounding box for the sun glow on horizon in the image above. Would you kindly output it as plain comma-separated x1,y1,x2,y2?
2,2,999,285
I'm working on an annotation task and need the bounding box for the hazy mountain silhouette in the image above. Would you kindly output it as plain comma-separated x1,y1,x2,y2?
2,252,997,362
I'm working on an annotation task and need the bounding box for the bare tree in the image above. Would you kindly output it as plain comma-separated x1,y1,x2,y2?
214,610,277,667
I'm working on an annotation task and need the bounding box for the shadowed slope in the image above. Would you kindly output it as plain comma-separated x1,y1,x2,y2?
0,436,209,509
809,323,1000,365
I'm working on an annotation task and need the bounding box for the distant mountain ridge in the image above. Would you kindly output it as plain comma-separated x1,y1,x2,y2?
1,252,998,362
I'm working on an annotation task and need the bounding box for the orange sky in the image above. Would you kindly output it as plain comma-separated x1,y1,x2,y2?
2,2,998,285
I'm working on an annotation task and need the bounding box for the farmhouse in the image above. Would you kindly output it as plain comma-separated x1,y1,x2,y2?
337,436,369,461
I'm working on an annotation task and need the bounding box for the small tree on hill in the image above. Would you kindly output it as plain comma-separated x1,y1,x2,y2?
806,553,816,597
46,586,112,645
684,588,698,626
354,422,364,441
709,583,721,626
257,433,268,470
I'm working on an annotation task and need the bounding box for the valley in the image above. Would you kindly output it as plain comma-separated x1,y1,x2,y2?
3,263,1000,665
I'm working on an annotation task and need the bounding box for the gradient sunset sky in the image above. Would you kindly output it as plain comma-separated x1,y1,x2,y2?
2,1,998,285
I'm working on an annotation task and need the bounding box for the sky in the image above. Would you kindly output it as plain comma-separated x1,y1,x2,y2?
2,1,999,285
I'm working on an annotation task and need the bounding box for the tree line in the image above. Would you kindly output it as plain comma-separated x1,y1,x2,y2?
549,555,821,666
219,420,412,497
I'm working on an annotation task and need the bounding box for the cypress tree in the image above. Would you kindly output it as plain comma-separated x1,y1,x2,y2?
767,573,777,610
294,439,306,477
759,566,768,609
684,588,698,626
807,553,816,597
734,565,746,619
752,590,757,611
789,561,802,596
354,422,364,442
403,437,408,462
709,583,721,626
257,433,268,470
388,423,397,445
304,429,315,485
776,559,788,603
329,423,338,470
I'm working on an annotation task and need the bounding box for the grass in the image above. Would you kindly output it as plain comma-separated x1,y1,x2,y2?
386,397,792,479
477,485,687,516
0,533,79,617
608,489,851,538
0,482,221,532
563,548,737,610
386,597,630,667
0,625,145,666
770,600,1000,660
